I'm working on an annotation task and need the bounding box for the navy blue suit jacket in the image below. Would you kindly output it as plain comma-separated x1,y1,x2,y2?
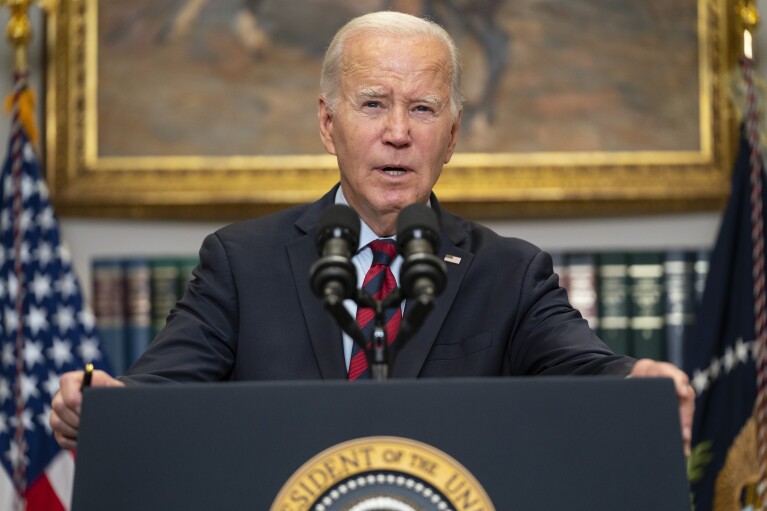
123,186,634,383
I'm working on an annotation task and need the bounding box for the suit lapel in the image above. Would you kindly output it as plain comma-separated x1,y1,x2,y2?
287,188,347,379
391,197,473,378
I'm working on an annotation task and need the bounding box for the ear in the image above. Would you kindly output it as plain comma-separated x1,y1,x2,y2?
443,109,462,164
318,97,337,156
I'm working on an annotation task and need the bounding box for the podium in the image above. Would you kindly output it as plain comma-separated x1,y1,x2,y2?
72,378,690,510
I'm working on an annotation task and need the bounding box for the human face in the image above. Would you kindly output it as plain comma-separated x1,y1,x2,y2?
318,33,461,236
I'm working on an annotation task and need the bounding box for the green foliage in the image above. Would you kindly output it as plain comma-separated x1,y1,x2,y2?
687,441,713,484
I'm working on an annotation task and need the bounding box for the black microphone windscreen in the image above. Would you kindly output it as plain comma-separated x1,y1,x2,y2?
316,204,361,252
397,204,440,250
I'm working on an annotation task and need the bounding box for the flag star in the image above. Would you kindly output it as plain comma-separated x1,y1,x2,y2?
78,337,102,363
6,273,18,300
35,241,54,268
38,405,53,435
692,368,709,394
57,273,78,299
54,305,76,333
734,337,750,364
31,271,53,302
22,141,37,163
0,377,10,403
2,175,13,200
5,440,29,467
9,408,34,431
4,307,19,335
18,209,34,234
79,308,96,331
20,373,40,402
20,241,31,264
708,358,721,380
722,346,736,373
0,244,5,265
5,439,30,468
47,337,73,369
1,342,14,368
20,174,35,200
23,339,44,369
26,305,49,336
37,205,55,231
42,371,60,398
0,412,7,434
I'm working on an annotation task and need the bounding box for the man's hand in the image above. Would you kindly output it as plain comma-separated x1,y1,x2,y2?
50,369,124,450
629,358,695,456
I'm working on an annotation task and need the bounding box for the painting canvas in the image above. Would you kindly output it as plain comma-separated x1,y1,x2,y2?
97,0,699,157
45,0,735,219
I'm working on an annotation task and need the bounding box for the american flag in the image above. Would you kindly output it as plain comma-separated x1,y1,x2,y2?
0,73,108,510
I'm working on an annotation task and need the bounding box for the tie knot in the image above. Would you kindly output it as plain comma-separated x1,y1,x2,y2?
369,239,397,266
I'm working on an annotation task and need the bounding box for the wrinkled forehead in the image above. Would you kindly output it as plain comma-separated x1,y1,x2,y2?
340,32,453,84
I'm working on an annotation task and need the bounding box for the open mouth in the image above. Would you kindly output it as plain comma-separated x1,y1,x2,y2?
380,166,407,176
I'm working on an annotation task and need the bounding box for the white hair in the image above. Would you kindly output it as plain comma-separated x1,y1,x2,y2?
320,11,464,120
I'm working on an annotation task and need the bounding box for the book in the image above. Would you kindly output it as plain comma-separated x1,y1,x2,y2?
150,257,182,339
566,253,599,330
628,252,666,360
91,258,126,375
597,252,631,356
663,250,695,367
124,258,152,369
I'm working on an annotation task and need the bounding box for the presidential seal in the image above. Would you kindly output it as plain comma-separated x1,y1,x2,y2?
270,436,495,511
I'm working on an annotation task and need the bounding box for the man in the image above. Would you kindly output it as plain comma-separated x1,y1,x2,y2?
51,11,694,452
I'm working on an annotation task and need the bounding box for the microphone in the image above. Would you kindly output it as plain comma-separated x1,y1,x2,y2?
310,205,360,304
397,204,446,304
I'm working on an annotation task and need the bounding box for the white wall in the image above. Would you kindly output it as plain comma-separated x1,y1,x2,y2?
4,4,765,299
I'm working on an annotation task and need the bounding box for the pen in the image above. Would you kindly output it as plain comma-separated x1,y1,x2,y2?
80,363,94,391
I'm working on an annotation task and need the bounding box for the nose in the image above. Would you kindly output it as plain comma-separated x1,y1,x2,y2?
382,106,411,148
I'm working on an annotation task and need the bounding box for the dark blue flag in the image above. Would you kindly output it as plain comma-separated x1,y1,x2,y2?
0,78,110,509
686,128,760,510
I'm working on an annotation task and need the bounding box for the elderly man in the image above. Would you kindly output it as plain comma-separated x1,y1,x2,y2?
51,11,694,452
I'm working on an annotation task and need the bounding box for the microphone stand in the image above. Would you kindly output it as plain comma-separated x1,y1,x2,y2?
320,287,435,381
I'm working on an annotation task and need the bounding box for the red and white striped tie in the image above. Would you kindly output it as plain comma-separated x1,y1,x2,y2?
348,239,401,380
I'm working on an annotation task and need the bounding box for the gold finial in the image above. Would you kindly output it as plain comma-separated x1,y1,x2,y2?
738,0,760,59
2,0,58,72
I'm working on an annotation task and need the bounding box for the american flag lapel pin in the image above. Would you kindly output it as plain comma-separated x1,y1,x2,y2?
444,254,462,264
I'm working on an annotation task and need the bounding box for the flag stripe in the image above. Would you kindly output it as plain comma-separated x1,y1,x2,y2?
44,451,74,510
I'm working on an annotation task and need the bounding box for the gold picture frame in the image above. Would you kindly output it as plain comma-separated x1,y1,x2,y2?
45,0,740,221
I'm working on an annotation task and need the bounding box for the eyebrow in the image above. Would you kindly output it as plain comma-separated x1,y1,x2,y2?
358,87,386,98
357,88,443,108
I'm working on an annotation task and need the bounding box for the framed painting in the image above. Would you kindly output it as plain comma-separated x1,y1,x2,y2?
45,0,741,220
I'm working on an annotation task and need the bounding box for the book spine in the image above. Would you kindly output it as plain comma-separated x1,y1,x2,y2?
628,252,666,360
597,252,631,356
663,250,695,367
92,258,126,375
151,258,181,339
124,258,152,370
566,253,599,330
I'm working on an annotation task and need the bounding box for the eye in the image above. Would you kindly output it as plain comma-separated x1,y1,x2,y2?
363,101,381,108
414,105,434,113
